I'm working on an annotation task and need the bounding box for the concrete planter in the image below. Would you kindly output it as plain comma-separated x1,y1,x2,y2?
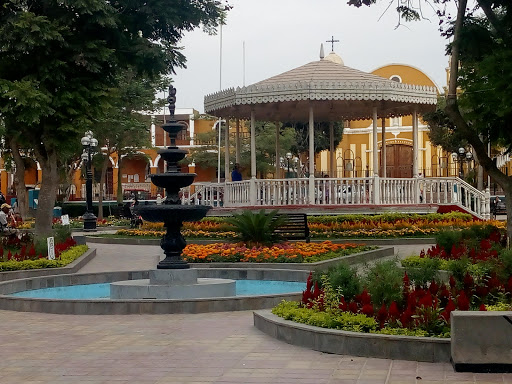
451,311,512,372
253,310,450,363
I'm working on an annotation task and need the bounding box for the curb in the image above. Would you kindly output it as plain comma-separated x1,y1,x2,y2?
253,310,450,363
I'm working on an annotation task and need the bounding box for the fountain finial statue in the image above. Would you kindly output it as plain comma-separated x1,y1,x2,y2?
134,85,210,269
167,85,177,118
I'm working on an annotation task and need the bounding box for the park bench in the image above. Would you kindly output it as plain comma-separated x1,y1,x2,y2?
273,213,310,243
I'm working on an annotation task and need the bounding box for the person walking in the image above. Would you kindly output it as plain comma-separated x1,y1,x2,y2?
231,163,242,182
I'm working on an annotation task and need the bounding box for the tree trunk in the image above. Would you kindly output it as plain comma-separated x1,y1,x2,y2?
8,137,30,219
34,150,59,238
98,155,110,220
444,0,512,245
116,156,123,204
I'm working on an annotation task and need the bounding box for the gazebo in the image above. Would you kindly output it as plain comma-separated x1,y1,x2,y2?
199,47,489,218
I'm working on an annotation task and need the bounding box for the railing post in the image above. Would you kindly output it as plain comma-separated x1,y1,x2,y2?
309,175,315,205
485,187,491,220
373,175,380,205
223,182,230,207
250,177,257,206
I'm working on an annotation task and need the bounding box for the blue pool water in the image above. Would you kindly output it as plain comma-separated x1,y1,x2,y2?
10,280,306,300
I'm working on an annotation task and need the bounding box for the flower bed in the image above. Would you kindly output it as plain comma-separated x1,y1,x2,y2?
182,241,370,263
271,226,512,338
113,212,501,239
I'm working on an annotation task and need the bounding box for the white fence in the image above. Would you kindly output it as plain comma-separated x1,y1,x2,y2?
180,177,490,219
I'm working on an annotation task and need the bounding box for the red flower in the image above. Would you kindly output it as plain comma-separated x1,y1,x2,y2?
400,307,414,328
348,301,359,313
339,296,348,311
429,280,439,295
479,303,487,311
463,272,474,293
403,272,410,288
361,304,374,317
441,299,456,322
457,291,470,311
449,275,457,289
377,304,388,327
388,301,400,320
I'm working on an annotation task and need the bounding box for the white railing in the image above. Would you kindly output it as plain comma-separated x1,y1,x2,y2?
226,180,251,206
181,182,224,207
180,176,489,219
380,178,416,205
315,178,373,205
256,178,310,206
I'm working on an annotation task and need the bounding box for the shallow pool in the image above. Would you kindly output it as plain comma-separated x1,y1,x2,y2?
9,280,306,300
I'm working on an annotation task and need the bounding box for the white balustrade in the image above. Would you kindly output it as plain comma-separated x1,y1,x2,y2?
180,176,488,219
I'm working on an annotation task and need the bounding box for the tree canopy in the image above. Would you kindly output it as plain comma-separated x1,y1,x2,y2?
0,0,228,235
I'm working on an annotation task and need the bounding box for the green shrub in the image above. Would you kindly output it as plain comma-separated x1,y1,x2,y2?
435,230,464,252
272,300,378,332
499,249,512,278
404,258,441,288
315,263,361,301
0,245,88,272
224,210,286,246
364,260,404,307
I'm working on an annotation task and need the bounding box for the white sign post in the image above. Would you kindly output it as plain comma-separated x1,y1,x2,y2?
61,214,70,226
47,236,55,260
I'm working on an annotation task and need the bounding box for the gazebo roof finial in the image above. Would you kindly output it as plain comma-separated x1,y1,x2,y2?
320,43,325,60
326,36,339,52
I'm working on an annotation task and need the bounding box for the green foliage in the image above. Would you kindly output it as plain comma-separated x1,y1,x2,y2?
307,212,473,224
363,260,404,307
272,300,378,333
314,263,361,301
499,249,512,278
0,245,88,271
404,258,441,288
434,230,464,252
53,226,72,244
224,210,286,246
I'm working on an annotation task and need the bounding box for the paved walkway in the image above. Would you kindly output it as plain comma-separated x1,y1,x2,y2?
1,241,511,383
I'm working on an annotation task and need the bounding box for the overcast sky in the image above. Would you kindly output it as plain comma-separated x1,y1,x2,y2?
172,0,455,113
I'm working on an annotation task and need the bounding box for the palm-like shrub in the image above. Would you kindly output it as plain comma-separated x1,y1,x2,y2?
225,209,286,246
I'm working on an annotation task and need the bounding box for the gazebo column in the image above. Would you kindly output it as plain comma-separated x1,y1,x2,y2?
224,118,230,206
413,109,419,177
235,118,240,163
250,110,257,205
372,107,380,204
381,117,386,178
308,105,315,205
329,121,335,178
275,121,280,179
412,109,420,204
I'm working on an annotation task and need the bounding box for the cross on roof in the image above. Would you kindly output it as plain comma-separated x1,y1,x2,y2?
326,36,339,52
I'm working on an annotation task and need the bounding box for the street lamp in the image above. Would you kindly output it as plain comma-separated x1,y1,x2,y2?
286,152,292,178
452,147,473,179
81,131,98,231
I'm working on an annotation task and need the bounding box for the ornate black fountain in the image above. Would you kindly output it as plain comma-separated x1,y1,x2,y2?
110,86,234,299
134,86,210,269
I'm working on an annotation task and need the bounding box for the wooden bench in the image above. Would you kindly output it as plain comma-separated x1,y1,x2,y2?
273,213,310,243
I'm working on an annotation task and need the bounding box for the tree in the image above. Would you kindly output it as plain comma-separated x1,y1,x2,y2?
187,121,297,179
286,121,344,155
0,0,227,237
93,68,167,217
348,0,512,241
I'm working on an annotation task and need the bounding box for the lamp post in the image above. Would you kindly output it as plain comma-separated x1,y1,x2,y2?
81,131,98,231
286,152,292,178
451,147,473,179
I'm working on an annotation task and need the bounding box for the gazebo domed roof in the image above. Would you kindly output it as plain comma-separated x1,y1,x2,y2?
204,54,437,122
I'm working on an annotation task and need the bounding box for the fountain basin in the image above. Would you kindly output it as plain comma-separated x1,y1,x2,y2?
150,173,197,189
0,268,309,314
134,204,210,223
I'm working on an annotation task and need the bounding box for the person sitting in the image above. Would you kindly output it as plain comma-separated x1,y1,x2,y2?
231,163,242,182
0,203,12,232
